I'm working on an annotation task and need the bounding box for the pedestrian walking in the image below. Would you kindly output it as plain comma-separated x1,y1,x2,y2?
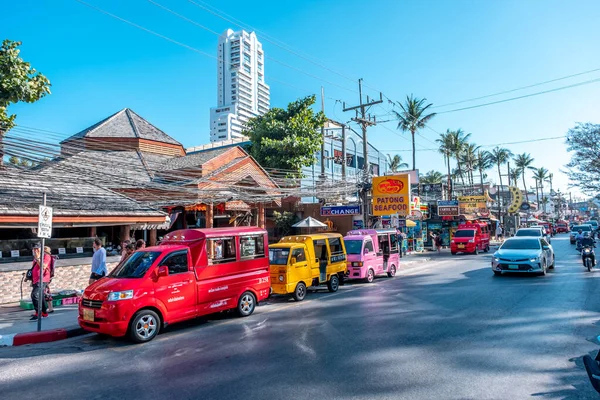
496,224,504,242
43,246,56,313
435,233,443,254
135,239,146,251
89,238,107,285
30,243,52,321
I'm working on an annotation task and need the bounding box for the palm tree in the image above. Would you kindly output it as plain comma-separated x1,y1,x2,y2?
420,170,444,184
513,153,534,202
393,94,436,170
386,154,409,173
532,167,549,213
460,142,479,189
541,196,549,214
546,172,554,196
490,147,514,209
436,130,455,198
509,168,521,189
476,150,493,195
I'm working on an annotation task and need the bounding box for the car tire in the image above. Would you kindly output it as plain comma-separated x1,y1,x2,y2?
237,291,256,317
292,282,307,301
484,245,490,253
493,271,502,276
474,247,479,255
451,251,457,255
365,269,375,283
327,274,340,292
128,309,161,343
387,265,397,278
549,255,555,269
540,261,547,276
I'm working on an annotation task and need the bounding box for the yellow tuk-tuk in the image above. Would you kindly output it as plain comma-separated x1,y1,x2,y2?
268,233,347,301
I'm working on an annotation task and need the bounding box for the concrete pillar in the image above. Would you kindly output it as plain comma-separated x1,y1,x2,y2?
258,203,265,229
206,203,214,228
89,227,97,237
149,229,157,247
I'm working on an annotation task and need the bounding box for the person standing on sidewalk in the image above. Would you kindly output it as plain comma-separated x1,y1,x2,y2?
30,243,52,321
89,238,107,285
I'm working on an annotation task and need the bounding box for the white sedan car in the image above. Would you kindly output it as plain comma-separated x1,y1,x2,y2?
491,237,555,276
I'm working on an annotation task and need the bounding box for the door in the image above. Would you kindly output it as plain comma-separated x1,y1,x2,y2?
378,234,390,271
540,239,551,266
291,247,310,284
314,239,328,283
154,250,197,322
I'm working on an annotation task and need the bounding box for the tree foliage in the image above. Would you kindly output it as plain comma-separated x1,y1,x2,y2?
0,39,51,132
420,170,444,184
393,94,436,170
565,123,600,196
386,154,408,172
245,95,326,178
273,211,299,237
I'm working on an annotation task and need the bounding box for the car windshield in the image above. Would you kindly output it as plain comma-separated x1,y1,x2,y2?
344,239,363,255
501,239,541,250
574,225,592,232
515,229,542,237
454,230,475,238
110,251,161,278
269,248,290,265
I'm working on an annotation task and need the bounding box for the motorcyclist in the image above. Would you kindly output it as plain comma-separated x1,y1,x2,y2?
576,229,585,249
581,232,596,266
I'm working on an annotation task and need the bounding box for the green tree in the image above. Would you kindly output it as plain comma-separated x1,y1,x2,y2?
245,95,326,178
273,211,299,237
532,167,549,213
436,129,454,196
513,152,534,202
476,150,493,195
1,39,51,166
565,123,600,195
420,170,444,184
386,154,408,172
490,147,514,209
393,94,436,170
460,142,479,188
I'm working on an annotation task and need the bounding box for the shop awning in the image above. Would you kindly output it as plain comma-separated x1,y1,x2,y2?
406,219,417,227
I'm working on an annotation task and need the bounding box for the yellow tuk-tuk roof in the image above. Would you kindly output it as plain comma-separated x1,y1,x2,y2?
279,233,343,245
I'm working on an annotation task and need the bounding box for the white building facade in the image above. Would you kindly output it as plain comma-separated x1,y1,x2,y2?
210,29,270,142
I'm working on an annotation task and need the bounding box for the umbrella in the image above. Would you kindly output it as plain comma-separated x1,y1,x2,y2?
292,216,327,228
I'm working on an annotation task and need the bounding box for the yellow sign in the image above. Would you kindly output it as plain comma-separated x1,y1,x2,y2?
507,186,523,214
458,195,487,215
372,174,411,216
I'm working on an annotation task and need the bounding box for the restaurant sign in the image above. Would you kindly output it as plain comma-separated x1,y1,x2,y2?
320,204,361,216
437,200,459,216
372,174,411,216
458,196,488,215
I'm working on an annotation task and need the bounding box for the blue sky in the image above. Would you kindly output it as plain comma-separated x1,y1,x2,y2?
4,0,600,198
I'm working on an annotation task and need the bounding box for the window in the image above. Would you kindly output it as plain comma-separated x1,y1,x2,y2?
207,237,236,264
111,251,161,278
328,237,343,255
364,241,374,253
243,54,251,63
258,52,263,60
232,96,236,100
218,129,226,133
258,74,263,82
258,63,263,71
269,248,289,265
231,84,236,88
390,234,399,252
218,122,226,126
231,72,236,77
244,65,251,74
240,235,265,259
232,90,236,94
161,251,189,275
291,248,306,262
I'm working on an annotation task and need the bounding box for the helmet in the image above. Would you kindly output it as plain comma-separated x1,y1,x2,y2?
579,229,583,233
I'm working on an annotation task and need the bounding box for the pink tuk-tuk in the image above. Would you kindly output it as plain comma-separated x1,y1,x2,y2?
343,229,400,283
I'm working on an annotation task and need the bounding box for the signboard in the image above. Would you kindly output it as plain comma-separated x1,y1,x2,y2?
352,220,363,229
58,248,66,255
37,205,53,239
397,219,406,228
438,200,460,216
458,196,487,215
410,196,421,211
372,174,411,216
421,183,443,196
76,247,84,254
11,250,19,258
320,204,361,216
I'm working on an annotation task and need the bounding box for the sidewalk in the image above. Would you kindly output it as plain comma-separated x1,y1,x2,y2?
0,302,83,346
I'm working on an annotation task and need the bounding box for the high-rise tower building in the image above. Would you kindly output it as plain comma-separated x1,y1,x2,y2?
209,29,270,142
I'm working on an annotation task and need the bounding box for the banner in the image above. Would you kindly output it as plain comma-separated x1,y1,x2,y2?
421,183,443,196
320,204,361,216
458,196,488,215
372,174,411,216
438,200,459,216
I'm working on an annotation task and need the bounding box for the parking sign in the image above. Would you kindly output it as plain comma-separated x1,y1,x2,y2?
38,205,53,239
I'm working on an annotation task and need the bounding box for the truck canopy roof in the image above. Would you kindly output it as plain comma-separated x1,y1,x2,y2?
162,227,267,243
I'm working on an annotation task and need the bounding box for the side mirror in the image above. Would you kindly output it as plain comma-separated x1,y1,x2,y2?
157,266,169,278
542,246,550,250
290,257,297,265
363,248,369,255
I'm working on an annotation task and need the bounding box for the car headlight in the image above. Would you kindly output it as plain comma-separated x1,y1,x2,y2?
529,257,538,263
468,239,475,243
494,257,499,262
107,290,133,301
279,275,284,282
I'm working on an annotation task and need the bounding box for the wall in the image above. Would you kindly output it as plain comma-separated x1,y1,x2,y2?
0,257,120,304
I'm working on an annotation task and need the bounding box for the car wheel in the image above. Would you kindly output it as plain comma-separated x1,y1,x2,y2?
451,251,457,255
474,247,479,255
484,245,490,253
387,265,397,278
129,309,160,343
540,261,547,276
292,282,307,301
493,271,502,276
327,274,340,292
365,269,375,283
549,255,555,269
237,291,256,317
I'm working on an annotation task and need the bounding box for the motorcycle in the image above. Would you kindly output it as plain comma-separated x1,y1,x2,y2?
584,351,600,393
582,246,595,271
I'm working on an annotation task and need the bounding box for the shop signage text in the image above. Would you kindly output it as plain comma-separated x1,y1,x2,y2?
320,204,361,216
437,200,459,216
372,174,411,216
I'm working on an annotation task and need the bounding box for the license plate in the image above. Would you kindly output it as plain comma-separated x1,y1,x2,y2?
83,308,94,322
458,244,465,249
508,264,519,270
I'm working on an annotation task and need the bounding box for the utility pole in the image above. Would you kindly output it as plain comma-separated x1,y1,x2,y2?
341,125,346,181
320,86,326,182
343,78,383,228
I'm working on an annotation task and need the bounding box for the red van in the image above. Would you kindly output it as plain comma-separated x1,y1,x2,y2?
78,227,270,342
450,221,491,255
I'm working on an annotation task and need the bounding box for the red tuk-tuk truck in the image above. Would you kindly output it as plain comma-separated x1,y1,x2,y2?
450,221,491,255
79,227,271,342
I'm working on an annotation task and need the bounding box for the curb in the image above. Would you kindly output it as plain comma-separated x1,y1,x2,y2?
0,326,86,347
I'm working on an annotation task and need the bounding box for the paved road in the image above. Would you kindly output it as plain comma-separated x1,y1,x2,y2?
2,234,600,399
